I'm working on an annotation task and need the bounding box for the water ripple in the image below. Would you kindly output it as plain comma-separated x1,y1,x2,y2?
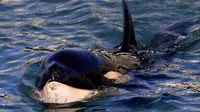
0,0,200,111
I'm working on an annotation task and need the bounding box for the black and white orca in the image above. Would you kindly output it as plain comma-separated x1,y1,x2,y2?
34,0,195,104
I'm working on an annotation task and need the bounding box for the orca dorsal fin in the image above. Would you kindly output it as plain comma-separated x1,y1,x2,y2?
119,0,137,53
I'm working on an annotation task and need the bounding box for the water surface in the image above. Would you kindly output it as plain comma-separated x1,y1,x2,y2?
0,0,200,111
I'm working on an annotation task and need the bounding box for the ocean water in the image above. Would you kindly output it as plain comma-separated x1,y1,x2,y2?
0,0,200,111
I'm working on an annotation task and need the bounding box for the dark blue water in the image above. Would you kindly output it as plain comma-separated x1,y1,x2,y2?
0,0,200,111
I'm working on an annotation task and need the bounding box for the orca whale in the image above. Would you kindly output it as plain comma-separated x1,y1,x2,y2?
34,0,195,104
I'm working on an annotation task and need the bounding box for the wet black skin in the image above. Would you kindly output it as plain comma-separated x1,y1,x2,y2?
36,49,116,90
35,0,197,90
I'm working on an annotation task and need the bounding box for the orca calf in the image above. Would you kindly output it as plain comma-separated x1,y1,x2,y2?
34,0,195,104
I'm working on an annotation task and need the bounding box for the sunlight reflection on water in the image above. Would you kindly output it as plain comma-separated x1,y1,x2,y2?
0,0,200,111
